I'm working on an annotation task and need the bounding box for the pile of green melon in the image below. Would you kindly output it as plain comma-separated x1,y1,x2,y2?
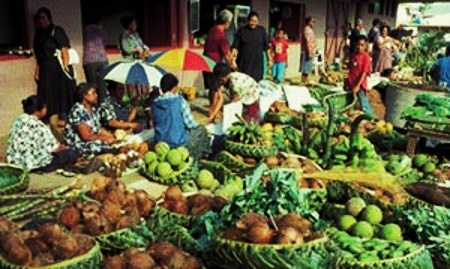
142,142,191,180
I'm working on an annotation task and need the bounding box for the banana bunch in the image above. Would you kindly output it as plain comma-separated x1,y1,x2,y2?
227,122,263,144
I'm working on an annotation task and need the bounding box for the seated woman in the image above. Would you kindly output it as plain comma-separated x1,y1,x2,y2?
63,83,115,159
151,74,210,159
99,80,143,132
119,15,150,60
7,95,79,172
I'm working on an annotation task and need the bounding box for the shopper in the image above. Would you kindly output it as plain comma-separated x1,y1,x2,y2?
33,7,76,118
300,16,316,82
7,95,79,172
232,11,269,81
203,9,236,104
346,35,374,115
83,14,108,102
269,28,289,84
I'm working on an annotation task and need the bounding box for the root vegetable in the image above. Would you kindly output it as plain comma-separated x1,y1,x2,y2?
211,196,228,211
276,227,303,244
135,190,154,217
187,194,210,209
166,250,186,269
91,176,111,193
276,213,311,233
32,253,55,267
122,191,138,212
246,221,274,244
167,200,188,214
224,227,243,241
190,203,211,216
101,202,122,225
73,234,94,254
115,216,133,230
4,237,33,266
180,256,202,269
83,214,112,236
38,223,62,245
146,242,177,263
24,237,49,255
81,202,100,220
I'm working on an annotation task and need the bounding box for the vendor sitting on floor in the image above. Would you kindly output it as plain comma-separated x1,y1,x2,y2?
151,73,198,148
63,83,116,159
99,80,143,132
7,95,79,172
209,63,261,123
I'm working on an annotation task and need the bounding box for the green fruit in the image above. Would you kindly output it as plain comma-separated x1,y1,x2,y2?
346,197,366,217
181,180,198,193
147,161,158,174
360,205,383,225
177,146,190,162
215,184,239,200
177,161,189,171
351,221,374,239
210,179,221,191
412,154,427,168
338,215,357,231
156,162,173,178
155,142,170,158
381,223,403,241
422,162,435,173
226,176,244,191
144,151,157,164
196,169,215,189
166,149,183,166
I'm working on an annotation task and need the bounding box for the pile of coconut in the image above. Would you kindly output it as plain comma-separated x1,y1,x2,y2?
0,218,95,267
224,212,322,244
103,242,202,269
59,176,155,235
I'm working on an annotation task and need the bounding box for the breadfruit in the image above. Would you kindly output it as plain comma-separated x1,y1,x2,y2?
381,223,402,241
360,205,383,225
338,215,357,231
346,197,366,217
351,221,374,239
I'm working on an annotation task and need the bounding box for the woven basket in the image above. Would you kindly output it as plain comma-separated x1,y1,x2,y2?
214,151,256,176
199,160,240,183
224,140,278,159
141,157,199,185
213,233,329,269
96,222,151,252
148,205,196,229
335,245,433,269
0,163,29,195
0,239,101,269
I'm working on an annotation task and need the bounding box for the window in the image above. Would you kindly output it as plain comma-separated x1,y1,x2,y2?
369,0,398,17
190,0,200,33
0,0,28,54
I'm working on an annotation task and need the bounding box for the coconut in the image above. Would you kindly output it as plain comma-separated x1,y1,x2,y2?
5,239,33,266
146,242,177,263
166,250,186,269
59,204,80,231
54,235,80,259
164,185,184,201
246,221,274,244
276,213,311,234
276,226,303,244
38,223,63,245
123,191,138,212
0,217,17,237
167,200,188,214
84,214,112,236
103,255,126,269
187,194,210,209
179,256,202,269
101,202,122,225
135,190,155,217
24,237,49,255
128,252,155,269
190,203,211,216
236,212,267,230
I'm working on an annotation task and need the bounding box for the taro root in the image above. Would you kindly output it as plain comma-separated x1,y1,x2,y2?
187,194,210,209
123,191,138,212
163,200,188,215
135,190,155,217
90,176,111,201
73,234,94,255
103,255,126,269
164,185,184,201
105,180,127,205
101,202,122,225
128,251,155,269
59,203,80,231
166,250,186,269
146,242,177,264
276,213,311,234
236,212,267,230
54,235,80,259
179,256,202,269
83,214,112,236
24,237,49,255
0,217,17,237
116,216,133,230
246,221,274,244
38,223,63,245
190,203,211,216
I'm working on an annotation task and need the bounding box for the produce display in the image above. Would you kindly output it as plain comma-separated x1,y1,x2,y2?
103,242,202,269
142,142,199,185
0,219,100,267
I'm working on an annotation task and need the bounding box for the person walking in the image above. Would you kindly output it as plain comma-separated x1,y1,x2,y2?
83,14,108,102
300,16,316,82
232,11,270,82
203,9,236,104
33,7,76,118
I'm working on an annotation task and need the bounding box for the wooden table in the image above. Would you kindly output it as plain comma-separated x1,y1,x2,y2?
406,128,450,156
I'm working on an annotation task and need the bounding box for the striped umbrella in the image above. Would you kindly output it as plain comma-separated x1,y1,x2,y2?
147,48,216,72
100,60,166,87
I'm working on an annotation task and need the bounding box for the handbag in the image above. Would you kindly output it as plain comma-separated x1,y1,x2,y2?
51,27,79,79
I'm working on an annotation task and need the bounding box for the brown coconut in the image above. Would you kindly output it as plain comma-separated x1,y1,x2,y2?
101,202,122,225
38,223,63,245
236,212,267,230
146,242,177,263
164,185,184,201
179,256,202,269
246,221,274,244
24,237,49,255
54,235,80,259
128,252,155,269
59,203,80,231
276,213,311,234
103,255,126,269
